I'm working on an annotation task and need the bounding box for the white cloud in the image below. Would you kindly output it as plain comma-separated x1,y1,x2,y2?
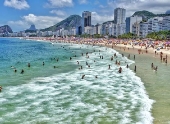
8,14,65,31
92,12,114,24
4,0,29,10
79,0,87,4
46,0,73,8
107,0,170,17
50,10,66,16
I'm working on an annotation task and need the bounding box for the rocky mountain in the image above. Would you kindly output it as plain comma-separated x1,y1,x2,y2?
166,10,170,14
133,10,170,21
25,24,37,33
0,25,13,33
41,15,82,31
28,24,36,31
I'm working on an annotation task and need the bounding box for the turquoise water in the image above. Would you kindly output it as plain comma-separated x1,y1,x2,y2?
0,38,153,124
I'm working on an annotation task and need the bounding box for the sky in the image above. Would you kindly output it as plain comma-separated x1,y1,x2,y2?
0,0,170,32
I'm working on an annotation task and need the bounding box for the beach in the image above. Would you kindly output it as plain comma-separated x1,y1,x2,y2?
61,37,170,124
111,44,170,124
1,37,170,123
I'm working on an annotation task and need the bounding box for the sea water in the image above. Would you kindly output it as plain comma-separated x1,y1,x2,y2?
0,38,154,124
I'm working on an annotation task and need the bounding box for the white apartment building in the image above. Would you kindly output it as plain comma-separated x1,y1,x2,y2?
114,8,126,24
162,16,170,31
95,24,102,35
139,22,148,38
126,16,142,33
148,17,163,34
132,22,140,36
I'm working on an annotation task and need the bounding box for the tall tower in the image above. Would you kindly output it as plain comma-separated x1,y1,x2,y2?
82,11,91,34
114,8,126,24
82,11,91,27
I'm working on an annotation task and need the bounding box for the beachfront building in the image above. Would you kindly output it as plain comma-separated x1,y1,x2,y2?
132,22,140,36
84,26,96,35
148,17,163,34
112,8,126,37
139,22,148,38
126,16,142,33
162,16,170,31
95,24,102,35
69,27,77,36
114,8,126,24
82,11,91,34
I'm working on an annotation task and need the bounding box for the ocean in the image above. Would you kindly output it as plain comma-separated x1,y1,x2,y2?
0,38,154,124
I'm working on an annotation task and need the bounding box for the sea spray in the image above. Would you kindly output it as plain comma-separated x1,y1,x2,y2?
0,38,154,124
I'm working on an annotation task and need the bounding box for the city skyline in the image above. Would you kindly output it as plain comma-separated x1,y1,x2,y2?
0,0,170,31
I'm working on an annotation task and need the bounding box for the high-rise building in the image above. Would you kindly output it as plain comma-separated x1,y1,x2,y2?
114,8,126,24
126,16,142,33
82,11,91,34
82,11,91,27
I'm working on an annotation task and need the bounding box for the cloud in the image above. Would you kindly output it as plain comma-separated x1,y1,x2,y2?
8,14,65,31
106,0,170,17
4,0,29,10
45,0,73,8
92,12,114,24
78,0,88,4
50,10,66,16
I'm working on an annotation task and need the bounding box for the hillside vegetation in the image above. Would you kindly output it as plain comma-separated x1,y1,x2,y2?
41,15,82,31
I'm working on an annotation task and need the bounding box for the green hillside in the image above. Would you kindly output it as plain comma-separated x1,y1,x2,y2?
41,15,82,31
133,10,170,20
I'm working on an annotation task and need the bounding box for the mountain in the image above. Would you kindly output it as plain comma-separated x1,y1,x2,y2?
28,24,36,31
133,10,155,20
165,10,170,14
25,24,37,33
133,10,170,20
41,15,82,31
0,25,13,33
103,20,114,24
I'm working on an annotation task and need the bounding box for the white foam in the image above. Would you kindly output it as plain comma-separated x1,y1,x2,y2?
0,45,154,124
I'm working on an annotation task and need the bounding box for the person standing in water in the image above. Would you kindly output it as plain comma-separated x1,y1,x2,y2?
134,65,136,72
28,63,30,67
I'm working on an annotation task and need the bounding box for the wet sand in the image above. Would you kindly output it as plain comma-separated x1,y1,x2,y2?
111,44,170,124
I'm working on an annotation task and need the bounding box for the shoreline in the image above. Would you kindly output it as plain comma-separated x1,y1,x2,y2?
17,37,170,123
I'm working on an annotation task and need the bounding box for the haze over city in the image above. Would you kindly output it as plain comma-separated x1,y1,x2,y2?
0,0,170,31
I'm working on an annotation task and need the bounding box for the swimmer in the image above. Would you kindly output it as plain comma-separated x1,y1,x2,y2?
118,67,122,73
21,69,24,74
0,86,2,92
28,63,30,67
126,64,129,68
108,65,111,69
82,75,85,79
